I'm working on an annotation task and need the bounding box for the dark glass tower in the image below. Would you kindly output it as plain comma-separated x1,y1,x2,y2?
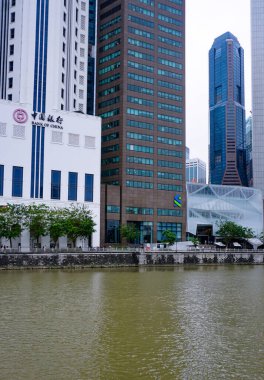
209,32,247,186
97,0,186,245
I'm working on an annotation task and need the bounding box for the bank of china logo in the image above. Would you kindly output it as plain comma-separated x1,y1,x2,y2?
174,194,182,208
13,108,28,124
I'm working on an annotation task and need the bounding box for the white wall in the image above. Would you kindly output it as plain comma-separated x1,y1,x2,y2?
0,100,101,247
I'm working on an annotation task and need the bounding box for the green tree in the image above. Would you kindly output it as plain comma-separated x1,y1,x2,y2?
216,220,255,247
120,223,140,245
24,204,50,247
190,236,200,247
63,204,96,248
48,208,66,248
0,204,24,248
162,229,177,246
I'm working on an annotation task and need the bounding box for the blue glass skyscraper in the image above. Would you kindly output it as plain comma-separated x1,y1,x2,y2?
209,32,247,186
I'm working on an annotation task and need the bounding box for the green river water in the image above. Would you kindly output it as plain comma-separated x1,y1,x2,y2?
0,266,264,380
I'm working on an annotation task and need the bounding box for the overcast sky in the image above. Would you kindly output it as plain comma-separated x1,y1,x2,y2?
186,0,251,166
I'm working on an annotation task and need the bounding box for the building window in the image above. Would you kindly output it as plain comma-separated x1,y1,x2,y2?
13,125,25,138
7,94,12,101
85,136,95,148
9,61,13,71
9,45,14,55
51,170,61,200
8,77,13,88
62,73,65,83
10,28,15,38
68,172,78,201
85,174,93,202
12,166,23,197
11,0,16,6
0,165,4,196
0,123,7,136
63,12,66,22
61,88,64,98
10,12,15,22
62,57,65,67
51,131,63,144
62,42,65,52
157,222,182,242
68,133,79,146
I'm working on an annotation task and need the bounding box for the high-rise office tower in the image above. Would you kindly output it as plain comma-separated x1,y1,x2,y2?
97,0,186,245
0,0,92,114
251,1,264,195
209,32,247,186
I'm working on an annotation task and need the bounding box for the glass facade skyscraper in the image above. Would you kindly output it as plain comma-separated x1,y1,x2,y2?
209,32,247,186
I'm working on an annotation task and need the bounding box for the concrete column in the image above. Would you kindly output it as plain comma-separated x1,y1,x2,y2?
59,236,67,249
21,230,30,252
41,235,50,251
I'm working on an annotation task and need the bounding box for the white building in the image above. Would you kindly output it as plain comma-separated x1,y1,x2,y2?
251,1,264,196
0,100,101,249
0,0,91,113
187,183,263,242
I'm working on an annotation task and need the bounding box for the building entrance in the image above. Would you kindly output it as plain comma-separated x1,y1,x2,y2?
196,224,213,244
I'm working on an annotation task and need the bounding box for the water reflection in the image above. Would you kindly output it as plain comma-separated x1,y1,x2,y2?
0,267,264,379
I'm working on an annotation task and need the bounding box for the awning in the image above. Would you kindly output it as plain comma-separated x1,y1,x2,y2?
215,242,226,247
233,242,242,248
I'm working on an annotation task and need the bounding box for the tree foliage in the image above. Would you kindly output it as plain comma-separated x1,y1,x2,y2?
0,203,96,249
216,220,255,246
23,204,50,246
0,204,24,247
190,236,200,247
48,208,66,248
62,204,96,247
120,223,140,244
162,229,177,246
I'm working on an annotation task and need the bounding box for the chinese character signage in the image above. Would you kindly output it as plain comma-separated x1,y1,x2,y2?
31,112,64,129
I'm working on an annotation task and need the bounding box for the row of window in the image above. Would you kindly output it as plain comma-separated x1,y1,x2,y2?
0,165,94,201
125,181,183,190
126,168,183,180
125,207,183,216
102,144,183,159
0,125,96,148
127,109,183,123
107,206,182,217
101,156,182,169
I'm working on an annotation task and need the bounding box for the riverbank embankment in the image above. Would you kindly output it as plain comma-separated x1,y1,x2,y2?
0,250,264,269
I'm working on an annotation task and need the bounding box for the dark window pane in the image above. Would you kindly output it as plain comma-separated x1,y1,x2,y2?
68,172,78,201
51,170,61,199
84,173,93,202
0,165,4,196
12,166,23,197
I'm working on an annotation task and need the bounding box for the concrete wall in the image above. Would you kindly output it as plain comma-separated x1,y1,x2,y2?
0,251,264,268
